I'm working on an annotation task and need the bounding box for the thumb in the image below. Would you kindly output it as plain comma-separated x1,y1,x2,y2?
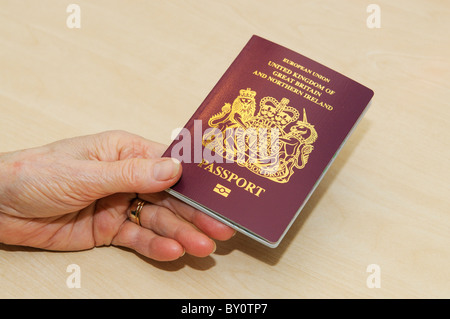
93,157,182,195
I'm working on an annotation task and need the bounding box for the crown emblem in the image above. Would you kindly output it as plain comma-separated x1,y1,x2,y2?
239,88,257,99
249,96,299,131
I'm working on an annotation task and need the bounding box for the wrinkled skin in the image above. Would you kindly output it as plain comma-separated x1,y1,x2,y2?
0,131,235,261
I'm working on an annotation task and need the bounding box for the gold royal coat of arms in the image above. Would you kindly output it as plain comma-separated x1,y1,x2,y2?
203,88,318,183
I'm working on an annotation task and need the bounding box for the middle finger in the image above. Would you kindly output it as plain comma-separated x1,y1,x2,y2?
137,202,216,257
140,192,236,241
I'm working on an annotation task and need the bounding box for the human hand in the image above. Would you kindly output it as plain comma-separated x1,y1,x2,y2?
0,131,235,261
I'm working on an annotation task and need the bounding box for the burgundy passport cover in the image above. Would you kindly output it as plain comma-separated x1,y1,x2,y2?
163,35,374,247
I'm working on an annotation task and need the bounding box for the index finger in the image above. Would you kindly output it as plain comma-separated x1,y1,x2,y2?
139,192,236,241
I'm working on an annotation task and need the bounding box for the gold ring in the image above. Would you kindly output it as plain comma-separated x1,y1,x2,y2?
128,199,146,226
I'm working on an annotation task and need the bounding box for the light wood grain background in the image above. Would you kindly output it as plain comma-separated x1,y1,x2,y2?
0,0,449,298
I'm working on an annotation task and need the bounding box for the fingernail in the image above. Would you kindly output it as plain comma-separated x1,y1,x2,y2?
153,158,181,181
211,241,217,254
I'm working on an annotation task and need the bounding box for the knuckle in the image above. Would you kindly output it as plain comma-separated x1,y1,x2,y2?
121,159,145,189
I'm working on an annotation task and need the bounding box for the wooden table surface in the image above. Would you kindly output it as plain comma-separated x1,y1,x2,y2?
1,0,449,298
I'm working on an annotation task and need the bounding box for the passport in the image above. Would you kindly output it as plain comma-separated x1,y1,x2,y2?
162,35,374,247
